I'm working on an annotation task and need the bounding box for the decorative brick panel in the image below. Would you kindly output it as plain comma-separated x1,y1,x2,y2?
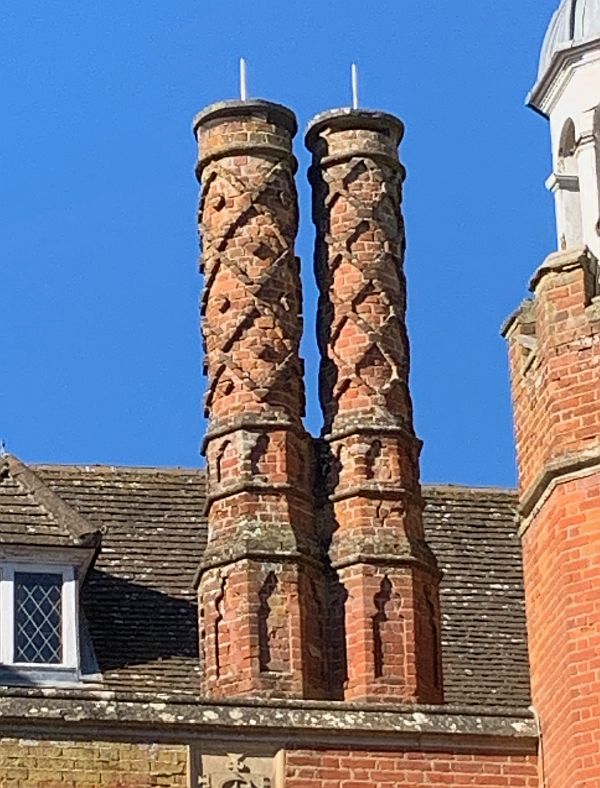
307,110,443,704
193,101,326,700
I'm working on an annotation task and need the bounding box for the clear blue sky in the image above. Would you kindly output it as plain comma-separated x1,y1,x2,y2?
1,1,558,486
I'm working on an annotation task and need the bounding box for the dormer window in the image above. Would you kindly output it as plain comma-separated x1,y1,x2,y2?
0,563,78,670
0,455,102,686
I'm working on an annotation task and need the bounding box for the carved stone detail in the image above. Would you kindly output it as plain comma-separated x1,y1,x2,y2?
198,752,274,788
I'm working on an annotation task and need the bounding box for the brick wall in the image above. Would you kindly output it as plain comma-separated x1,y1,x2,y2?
285,749,539,787
522,471,600,786
0,739,188,787
506,250,600,495
0,738,539,787
505,247,600,786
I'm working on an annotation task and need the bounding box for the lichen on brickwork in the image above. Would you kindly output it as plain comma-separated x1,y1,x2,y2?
193,101,327,701
306,110,443,705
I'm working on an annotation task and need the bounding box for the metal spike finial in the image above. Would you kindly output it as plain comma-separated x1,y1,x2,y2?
240,57,248,101
351,63,359,110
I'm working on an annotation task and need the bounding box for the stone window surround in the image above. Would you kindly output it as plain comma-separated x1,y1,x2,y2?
0,560,78,670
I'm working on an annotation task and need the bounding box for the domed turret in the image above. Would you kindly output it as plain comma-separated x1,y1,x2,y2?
538,0,600,81
528,0,600,261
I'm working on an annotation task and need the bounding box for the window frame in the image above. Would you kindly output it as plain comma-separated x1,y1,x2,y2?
0,562,78,670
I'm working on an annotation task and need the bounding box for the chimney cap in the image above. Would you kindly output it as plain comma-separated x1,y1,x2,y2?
305,107,404,151
193,99,297,137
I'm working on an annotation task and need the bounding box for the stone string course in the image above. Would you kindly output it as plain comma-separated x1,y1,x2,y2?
0,691,537,785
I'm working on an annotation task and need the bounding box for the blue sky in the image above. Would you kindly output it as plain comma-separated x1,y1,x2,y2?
1,1,558,485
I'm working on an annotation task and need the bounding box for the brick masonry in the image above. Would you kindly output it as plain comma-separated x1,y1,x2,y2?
522,472,600,786
306,109,443,704
0,97,545,786
285,750,540,787
505,247,600,786
0,739,188,787
0,737,539,787
505,249,600,496
193,100,327,700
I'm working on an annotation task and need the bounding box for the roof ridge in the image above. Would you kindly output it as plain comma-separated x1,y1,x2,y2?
6,455,101,546
423,483,517,495
33,463,205,475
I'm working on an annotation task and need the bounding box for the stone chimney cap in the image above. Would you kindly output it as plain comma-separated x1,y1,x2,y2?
305,108,404,151
193,99,298,137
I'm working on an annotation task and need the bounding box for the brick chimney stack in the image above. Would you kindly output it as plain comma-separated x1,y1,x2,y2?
193,100,326,700
306,109,443,704
504,249,600,784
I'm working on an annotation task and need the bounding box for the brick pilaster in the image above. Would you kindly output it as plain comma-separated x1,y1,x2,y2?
306,109,443,704
193,100,326,700
504,248,600,786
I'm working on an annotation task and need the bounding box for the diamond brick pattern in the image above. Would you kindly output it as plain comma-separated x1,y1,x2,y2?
193,102,326,701
307,112,443,704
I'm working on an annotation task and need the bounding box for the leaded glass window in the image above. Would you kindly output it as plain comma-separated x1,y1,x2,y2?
14,572,63,664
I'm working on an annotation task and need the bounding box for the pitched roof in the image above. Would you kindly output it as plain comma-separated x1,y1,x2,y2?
424,485,531,708
0,455,100,550
35,463,207,697
4,463,530,708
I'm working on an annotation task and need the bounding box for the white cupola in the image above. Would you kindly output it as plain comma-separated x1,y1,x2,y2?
529,0,600,258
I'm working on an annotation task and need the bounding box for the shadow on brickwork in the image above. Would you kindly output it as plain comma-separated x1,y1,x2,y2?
314,437,348,700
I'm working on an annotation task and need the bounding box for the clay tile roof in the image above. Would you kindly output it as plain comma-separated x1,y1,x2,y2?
35,463,207,697
423,485,531,708
24,464,530,707
0,455,100,549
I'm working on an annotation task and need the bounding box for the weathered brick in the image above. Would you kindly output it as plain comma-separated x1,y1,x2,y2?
193,100,327,700
285,750,539,787
0,739,188,788
306,109,443,704
505,248,600,786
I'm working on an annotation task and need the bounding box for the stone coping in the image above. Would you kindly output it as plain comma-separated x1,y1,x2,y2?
528,247,595,292
528,36,600,116
193,99,297,137
519,447,600,530
305,107,405,150
0,688,537,752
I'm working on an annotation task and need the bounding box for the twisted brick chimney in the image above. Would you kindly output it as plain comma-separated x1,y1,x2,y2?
306,109,443,704
193,100,327,700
